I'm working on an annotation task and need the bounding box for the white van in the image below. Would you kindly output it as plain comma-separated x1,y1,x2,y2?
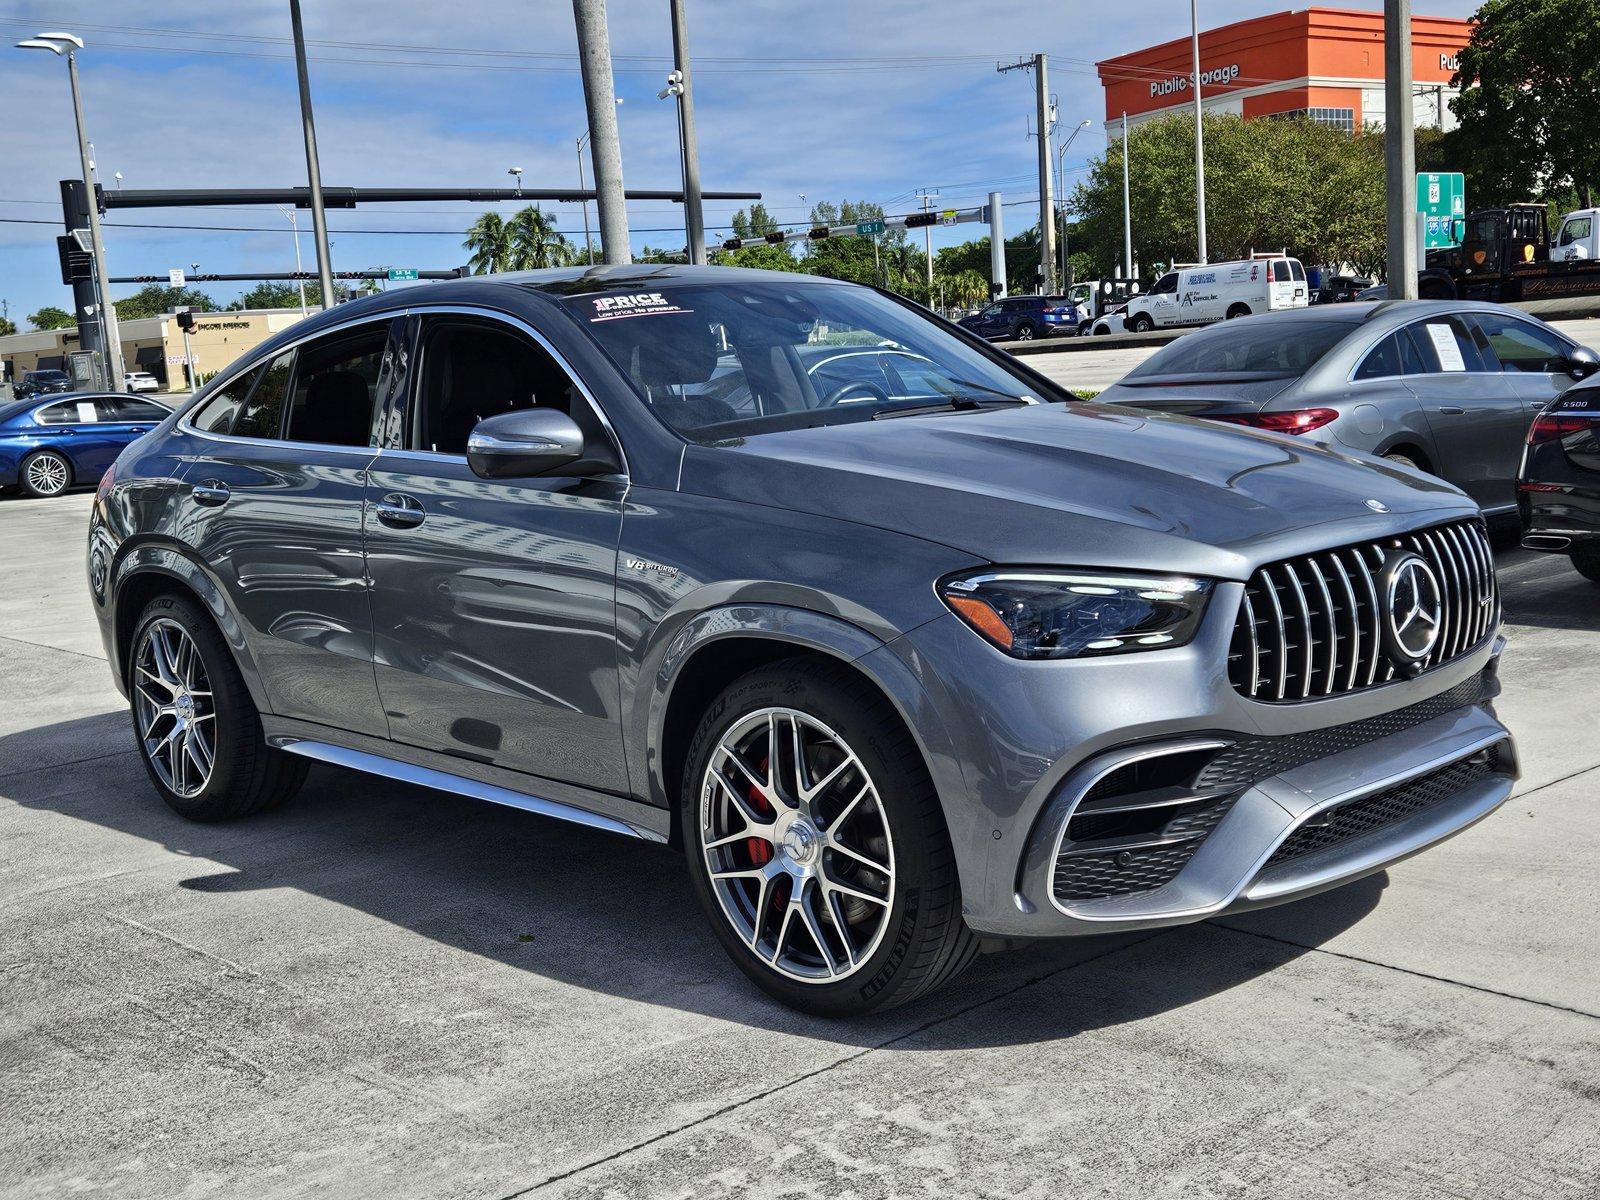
1120,255,1308,332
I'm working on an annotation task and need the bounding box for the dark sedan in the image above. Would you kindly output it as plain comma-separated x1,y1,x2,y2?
1519,374,1600,585
1,392,170,498
15,369,74,399
1097,301,1600,517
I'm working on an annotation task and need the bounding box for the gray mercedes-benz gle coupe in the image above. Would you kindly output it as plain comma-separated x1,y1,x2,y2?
89,266,1517,1015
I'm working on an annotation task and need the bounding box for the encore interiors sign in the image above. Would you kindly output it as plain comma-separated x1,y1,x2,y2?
1150,63,1241,98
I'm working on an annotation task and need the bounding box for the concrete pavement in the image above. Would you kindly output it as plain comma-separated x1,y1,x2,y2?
1,492,1597,1199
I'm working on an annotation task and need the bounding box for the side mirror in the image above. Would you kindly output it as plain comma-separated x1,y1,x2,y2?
466,409,587,479
1567,346,1600,381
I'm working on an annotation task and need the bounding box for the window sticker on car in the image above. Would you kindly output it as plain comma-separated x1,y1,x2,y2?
75,400,99,423
1424,322,1467,371
589,292,689,322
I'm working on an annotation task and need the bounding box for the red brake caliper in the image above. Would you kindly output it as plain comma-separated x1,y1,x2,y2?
746,756,774,867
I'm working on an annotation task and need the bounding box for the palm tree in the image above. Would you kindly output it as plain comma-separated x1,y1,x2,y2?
507,206,576,270
463,212,513,274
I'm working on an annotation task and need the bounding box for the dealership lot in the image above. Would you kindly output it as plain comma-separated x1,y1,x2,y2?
2,491,1597,1199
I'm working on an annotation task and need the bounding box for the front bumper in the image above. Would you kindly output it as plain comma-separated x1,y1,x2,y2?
881,581,1515,939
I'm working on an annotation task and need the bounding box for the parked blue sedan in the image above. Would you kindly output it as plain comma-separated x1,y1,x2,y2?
0,392,170,498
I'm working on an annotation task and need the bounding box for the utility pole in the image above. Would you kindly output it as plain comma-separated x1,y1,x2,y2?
668,0,705,264
1384,0,1418,299
987,191,1006,298
288,0,336,309
1121,113,1134,280
997,55,1054,293
1190,0,1208,263
573,0,631,264
917,189,937,298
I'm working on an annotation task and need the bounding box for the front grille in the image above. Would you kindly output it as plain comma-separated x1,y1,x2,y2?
1229,519,1498,702
1052,793,1238,903
1263,745,1506,869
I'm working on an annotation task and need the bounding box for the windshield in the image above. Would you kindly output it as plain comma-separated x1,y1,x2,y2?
27,371,68,382
557,279,1044,441
1121,319,1354,383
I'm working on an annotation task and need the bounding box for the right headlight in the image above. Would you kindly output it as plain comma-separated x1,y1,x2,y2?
940,569,1213,659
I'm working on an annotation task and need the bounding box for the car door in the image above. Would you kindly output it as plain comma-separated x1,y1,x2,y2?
1467,310,1583,423
1146,272,1180,326
364,311,629,794
1401,315,1526,511
34,397,123,478
969,302,1004,337
178,319,397,737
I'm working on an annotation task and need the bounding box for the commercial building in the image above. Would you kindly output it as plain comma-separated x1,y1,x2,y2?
1098,7,1472,139
0,307,309,394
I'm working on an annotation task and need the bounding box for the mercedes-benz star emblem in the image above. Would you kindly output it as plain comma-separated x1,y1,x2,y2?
1365,499,1389,513
1381,552,1443,673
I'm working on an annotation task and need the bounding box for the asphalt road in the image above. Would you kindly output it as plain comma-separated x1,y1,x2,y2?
1022,315,1600,393
2,492,1598,1199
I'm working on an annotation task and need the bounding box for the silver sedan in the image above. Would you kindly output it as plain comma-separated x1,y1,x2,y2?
1096,300,1600,515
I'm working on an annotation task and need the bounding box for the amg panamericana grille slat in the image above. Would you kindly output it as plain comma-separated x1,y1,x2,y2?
1228,519,1496,702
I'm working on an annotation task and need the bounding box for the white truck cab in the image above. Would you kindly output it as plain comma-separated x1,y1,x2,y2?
1121,254,1308,333
1554,210,1599,261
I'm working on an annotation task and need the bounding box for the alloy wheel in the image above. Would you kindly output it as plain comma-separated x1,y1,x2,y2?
24,454,69,496
132,618,217,798
699,708,896,984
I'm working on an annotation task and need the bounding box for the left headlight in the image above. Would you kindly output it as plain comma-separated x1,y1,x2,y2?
940,570,1213,659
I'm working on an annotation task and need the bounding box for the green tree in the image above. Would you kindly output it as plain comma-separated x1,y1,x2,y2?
463,212,514,274
1453,0,1600,208
800,200,897,286
113,284,217,320
28,306,76,331
730,202,782,238
0,316,16,337
507,206,576,269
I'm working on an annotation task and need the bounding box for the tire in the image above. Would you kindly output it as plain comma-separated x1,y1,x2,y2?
1013,323,1035,341
1129,313,1154,333
1383,451,1422,471
1226,303,1252,320
1572,552,1600,585
681,658,977,1016
127,593,306,821
18,450,71,498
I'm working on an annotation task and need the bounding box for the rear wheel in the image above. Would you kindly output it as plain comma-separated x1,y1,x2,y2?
129,594,306,821
1572,552,1600,585
1226,303,1252,320
1129,313,1154,333
19,451,71,498
681,659,976,1016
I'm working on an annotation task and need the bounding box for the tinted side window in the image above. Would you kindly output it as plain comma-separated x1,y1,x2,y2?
412,318,581,455
1409,318,1486,372
36,401,88,426
190,366,263,434
1356,329,1431,380
232,353,294,440
101,397,169,421
284,324,388,446
1469,313,1572,373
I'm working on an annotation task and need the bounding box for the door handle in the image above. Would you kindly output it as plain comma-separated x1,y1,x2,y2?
1438,406,1465,415
190,480,230,507
374,492,425,529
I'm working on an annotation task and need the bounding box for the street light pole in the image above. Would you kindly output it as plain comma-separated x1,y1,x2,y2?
1056,119,1090,288
1384,0,1418,299
16,33,126,390
668,0,706,265
575,133,595,265
276,205,309,313
1190,0,1208,264
288,0,336,309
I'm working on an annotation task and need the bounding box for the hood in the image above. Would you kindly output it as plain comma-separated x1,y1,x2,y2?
1095,375,1298,413
680,402,1476,580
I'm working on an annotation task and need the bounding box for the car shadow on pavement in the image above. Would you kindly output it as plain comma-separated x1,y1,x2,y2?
5,712,1384,1049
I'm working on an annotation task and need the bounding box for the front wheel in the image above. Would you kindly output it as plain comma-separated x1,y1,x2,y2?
129,593,307,821
681,659,976,1016
19,450,71,498
1013,322,1035,341
1129,313,1154,333
1573,552,1600,586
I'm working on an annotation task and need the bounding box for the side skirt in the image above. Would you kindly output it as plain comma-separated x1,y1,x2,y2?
262,716,671,844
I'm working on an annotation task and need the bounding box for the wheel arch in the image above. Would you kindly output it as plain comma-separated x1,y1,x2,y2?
1372,437,1435,472
109,542,273,714
641,606,957,854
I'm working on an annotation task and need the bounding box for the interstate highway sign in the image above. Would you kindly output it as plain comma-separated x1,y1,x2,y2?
1417,173,1466,250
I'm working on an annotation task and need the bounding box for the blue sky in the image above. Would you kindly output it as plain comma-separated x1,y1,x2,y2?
0,0,1478,326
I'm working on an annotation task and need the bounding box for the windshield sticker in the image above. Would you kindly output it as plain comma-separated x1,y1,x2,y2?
1424,322,1467,371
589,292,690,322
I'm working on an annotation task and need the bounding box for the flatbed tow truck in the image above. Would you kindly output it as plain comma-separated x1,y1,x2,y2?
1420,204,1600,302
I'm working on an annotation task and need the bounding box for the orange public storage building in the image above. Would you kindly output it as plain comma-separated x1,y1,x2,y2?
1098,7,1472,139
